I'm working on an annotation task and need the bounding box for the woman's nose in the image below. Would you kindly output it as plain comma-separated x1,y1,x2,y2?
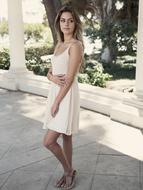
65,21,69,25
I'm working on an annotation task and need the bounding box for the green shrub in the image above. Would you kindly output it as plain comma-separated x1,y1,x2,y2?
0,45,53,75
25,45,53,76
25,44,54,75
24,23,44,43
0,46,112,87
104,62,135,80
31,64,49,76
25,44,53,64
78,73,90,83
78,63,112,87
0,48,10,70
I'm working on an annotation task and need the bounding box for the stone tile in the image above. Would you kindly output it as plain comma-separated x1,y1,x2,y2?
73,133,100,149
79,124,108,143
0,172,11,189
73,142,100,156
47,171,93,190
0,147,52,174
0,114,22,126
0,90,142,190
91,175,141,190
5,141,43,158
141,161,143,177
55,143,99,174
119,176,141,190
72,154,98,174
0,143,12,160
20,156,59,173
91,175,119,190
0,126,24,144
2,120,45,159
4,130,45,158
99,144,124,156
1,169,51,190
96,155,139,176
140,161,143,190
0,157,58,190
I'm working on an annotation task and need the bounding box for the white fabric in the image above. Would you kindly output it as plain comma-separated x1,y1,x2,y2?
43,45,80,135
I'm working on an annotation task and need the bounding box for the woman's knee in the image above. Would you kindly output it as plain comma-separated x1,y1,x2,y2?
43,136,55,149
62,134,72,142
43,130,60,148
43,135,55,148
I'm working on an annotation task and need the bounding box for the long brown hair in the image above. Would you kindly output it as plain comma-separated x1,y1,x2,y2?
54,5,84,72
54,5,83,45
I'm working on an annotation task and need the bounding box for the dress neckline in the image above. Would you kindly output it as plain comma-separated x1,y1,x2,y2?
54,46,70,57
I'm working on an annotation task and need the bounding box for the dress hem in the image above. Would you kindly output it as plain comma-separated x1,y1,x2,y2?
42,126,78,136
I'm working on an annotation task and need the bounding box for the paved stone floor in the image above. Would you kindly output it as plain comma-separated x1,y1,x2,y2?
0,89,143,190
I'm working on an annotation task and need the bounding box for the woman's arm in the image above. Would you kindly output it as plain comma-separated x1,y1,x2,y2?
47,68,66,86
54,42,83,105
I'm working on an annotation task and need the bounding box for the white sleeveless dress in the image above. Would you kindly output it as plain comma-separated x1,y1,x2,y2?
43,44,80,135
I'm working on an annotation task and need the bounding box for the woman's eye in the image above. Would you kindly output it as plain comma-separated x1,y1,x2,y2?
60,19,74,23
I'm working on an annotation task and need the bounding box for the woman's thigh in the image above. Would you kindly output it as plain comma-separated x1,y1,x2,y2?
43,129,61,146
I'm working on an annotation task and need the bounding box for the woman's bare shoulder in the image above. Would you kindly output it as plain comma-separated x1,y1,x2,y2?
70,40,83,52
71,39,82,46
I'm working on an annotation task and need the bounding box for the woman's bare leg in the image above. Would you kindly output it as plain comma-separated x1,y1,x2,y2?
62,134,73,168
43,129,72,173
59,134,74,188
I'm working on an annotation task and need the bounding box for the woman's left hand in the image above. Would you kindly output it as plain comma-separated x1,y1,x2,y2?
51,101,59,117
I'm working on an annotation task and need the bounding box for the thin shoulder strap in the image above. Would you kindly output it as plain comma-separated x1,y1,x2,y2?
68,41,78,49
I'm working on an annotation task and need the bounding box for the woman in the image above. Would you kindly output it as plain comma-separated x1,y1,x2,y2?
43,5,83,190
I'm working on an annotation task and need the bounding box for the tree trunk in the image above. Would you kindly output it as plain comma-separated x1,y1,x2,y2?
42,0,62,45
100,0,117,65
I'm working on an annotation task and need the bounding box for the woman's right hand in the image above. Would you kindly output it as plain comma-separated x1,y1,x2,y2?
47,71,65,86
52,75,66,86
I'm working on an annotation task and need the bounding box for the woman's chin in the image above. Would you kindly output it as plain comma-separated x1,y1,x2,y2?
62,30,73,35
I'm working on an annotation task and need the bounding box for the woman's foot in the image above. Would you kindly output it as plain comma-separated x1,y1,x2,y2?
60,169,77,190
55,174,65,188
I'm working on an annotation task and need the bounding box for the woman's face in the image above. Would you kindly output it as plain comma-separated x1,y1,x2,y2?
60,12,75,36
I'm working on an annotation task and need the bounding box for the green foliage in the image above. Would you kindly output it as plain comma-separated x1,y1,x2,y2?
114,20,137,55
25,44,54,75
85,64,112,87
0,45,53,75
78,55,112,87
104,58,136,80
24,23,44,43
0,48,10,69
85,19,137,57
25,44,53,64
31,64,49,76
78,73,90,83
0,21,8,37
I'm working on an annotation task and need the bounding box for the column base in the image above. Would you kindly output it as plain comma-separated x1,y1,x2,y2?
0,70,18,90
111,92,143,129
0,69,50,96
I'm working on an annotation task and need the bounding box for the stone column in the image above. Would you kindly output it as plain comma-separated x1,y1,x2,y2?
7,0,27,73
0,0,50,93
110,0,143,129
135,0,143,100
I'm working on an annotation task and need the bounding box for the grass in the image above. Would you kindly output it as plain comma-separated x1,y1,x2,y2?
104,55,136,80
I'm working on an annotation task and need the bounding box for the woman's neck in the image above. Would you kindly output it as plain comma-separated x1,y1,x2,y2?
64,35,74,43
